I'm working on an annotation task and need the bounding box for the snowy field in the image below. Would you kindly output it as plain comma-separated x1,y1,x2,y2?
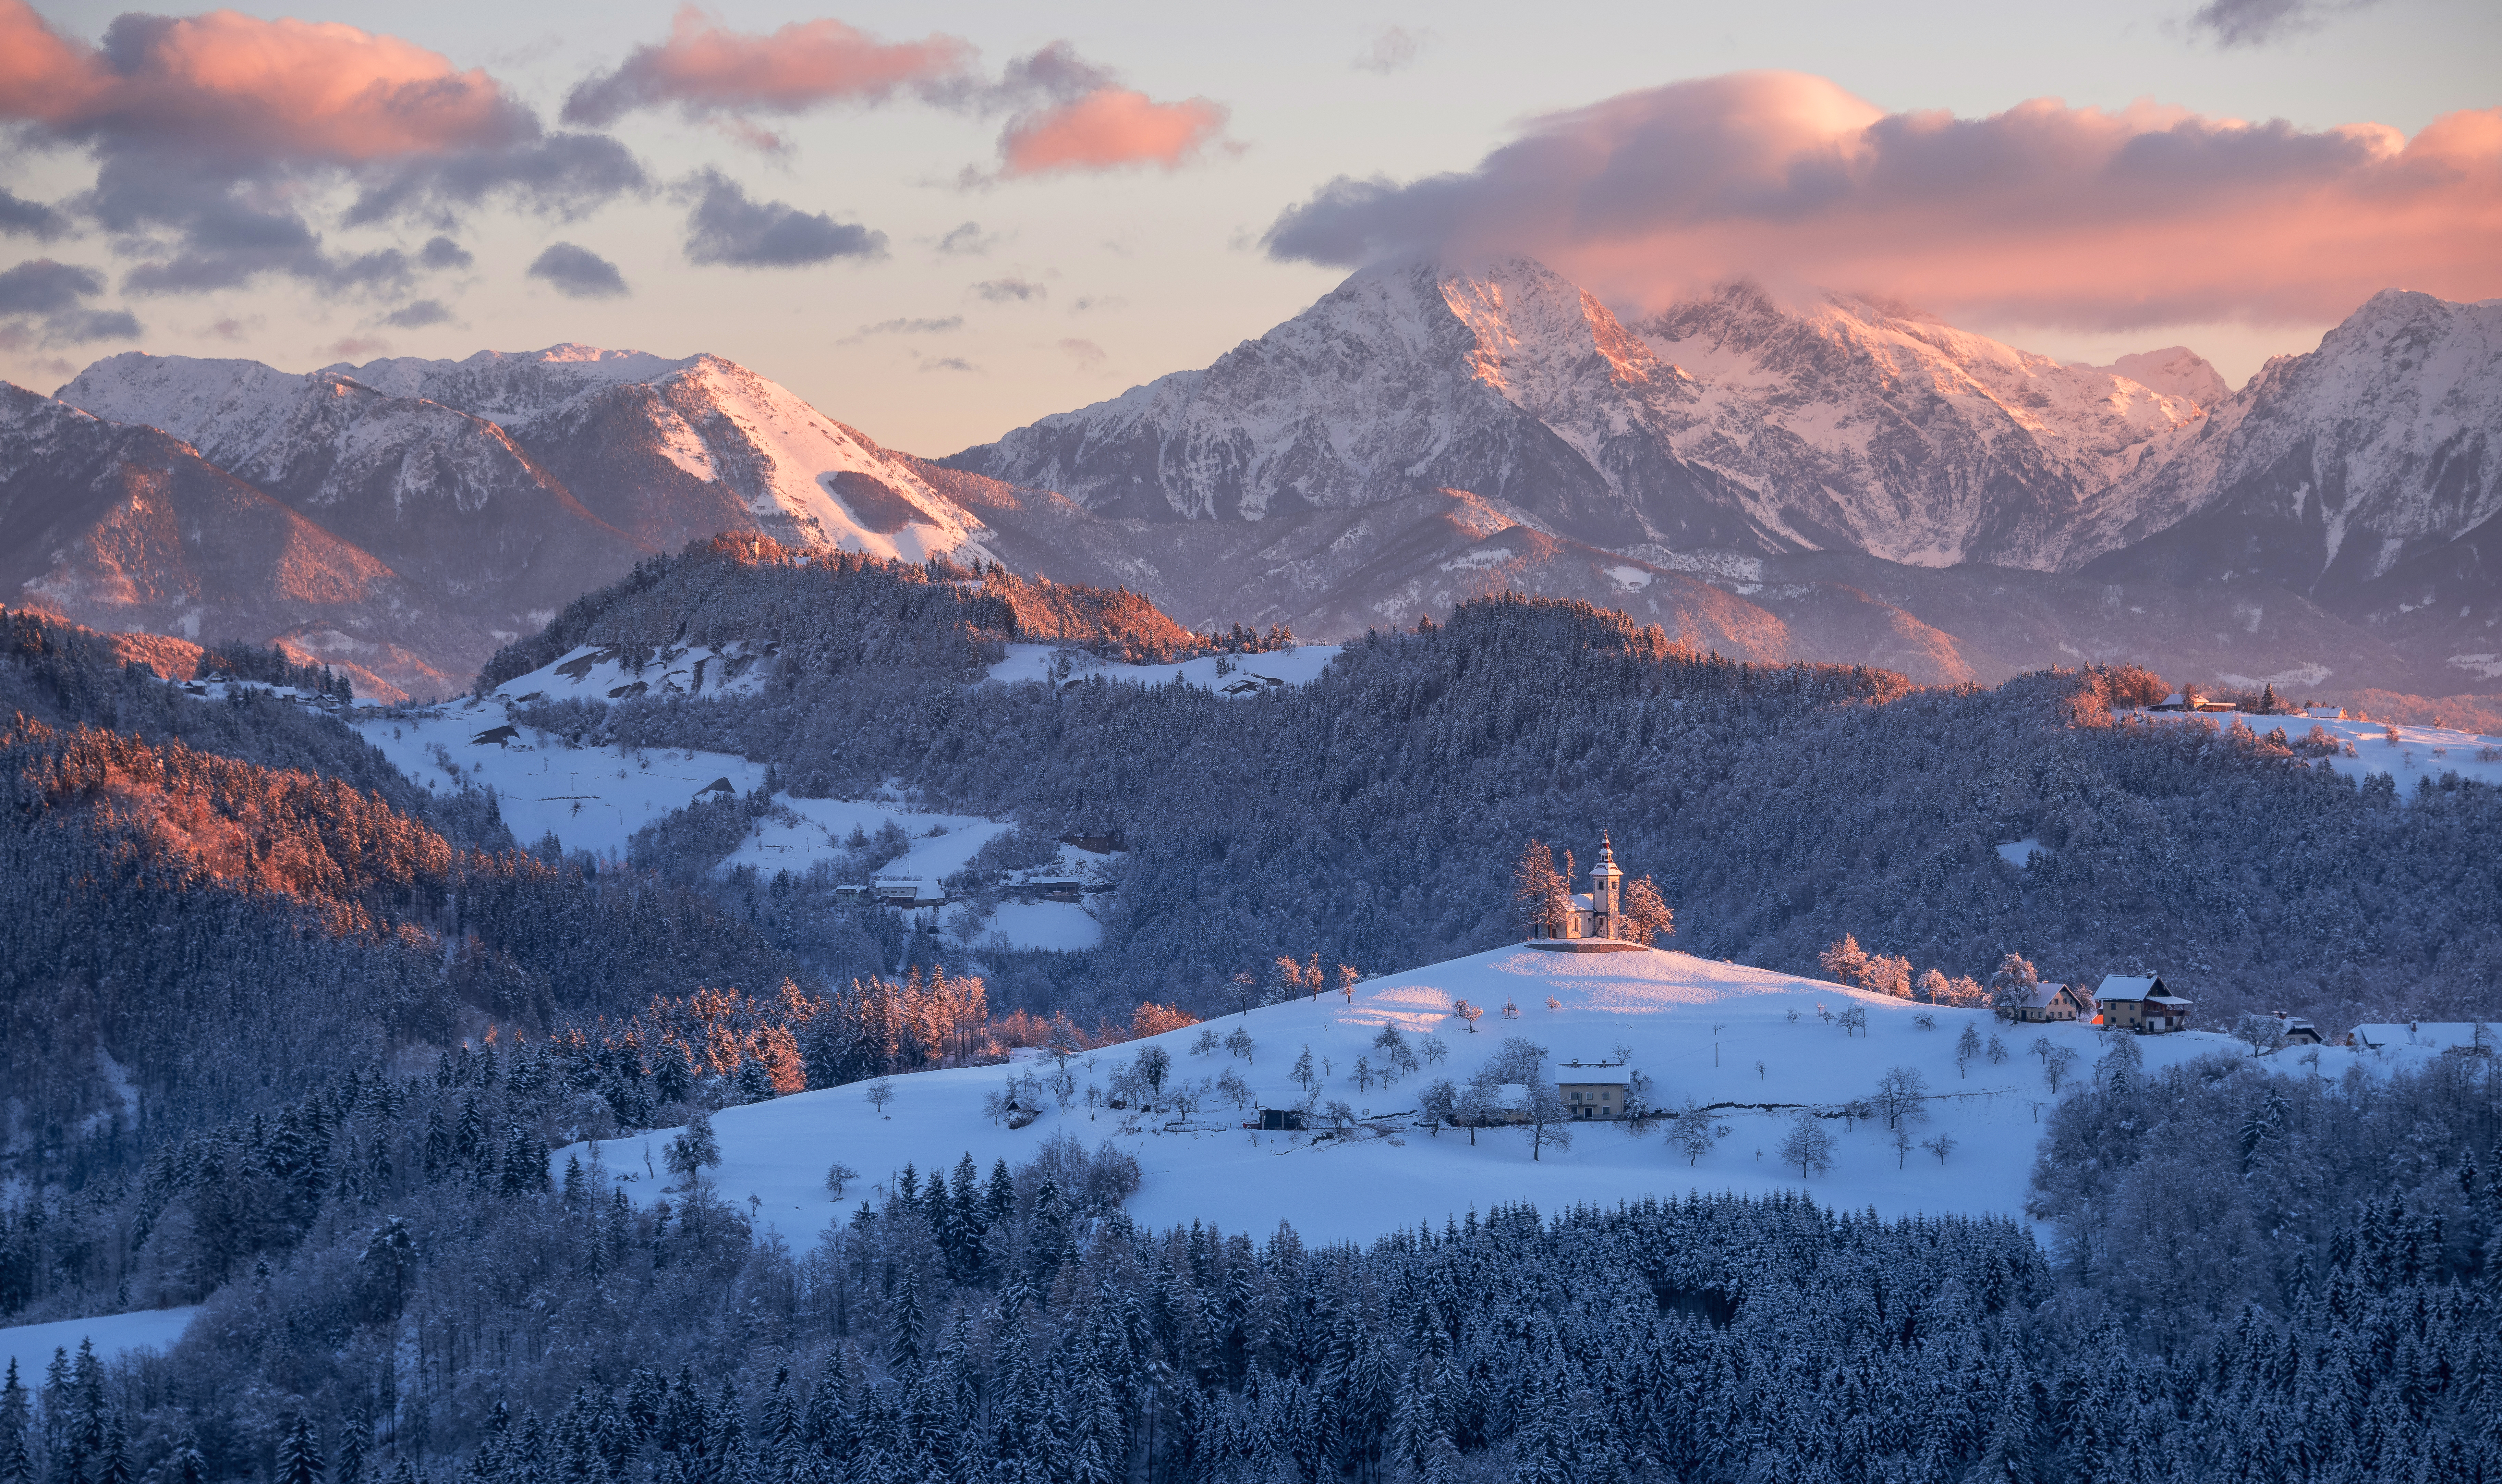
352,698,772,859
719,797,1008,881
558,946,2383,1249
986,643,1342,692
0,1307,196,1382
2127,708,2502,795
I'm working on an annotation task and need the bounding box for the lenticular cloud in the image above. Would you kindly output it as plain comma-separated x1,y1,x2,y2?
1262,71,2502,329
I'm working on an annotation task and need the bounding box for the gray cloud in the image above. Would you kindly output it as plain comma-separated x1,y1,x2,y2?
342,134,648,230
937,221,1001,255
0,260,105,315
857,316,963,335
420,236,473,271
526,242,629,298
1353,26,1433,75
2189,0,2381,46
382,298,456,329
679,171,884,267
0,258,141,345
0,189,69,241
0,5,644,302
970,276,1045,303
920,356,979,372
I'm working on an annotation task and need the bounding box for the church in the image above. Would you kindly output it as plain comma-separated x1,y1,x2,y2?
1527,837,1650,952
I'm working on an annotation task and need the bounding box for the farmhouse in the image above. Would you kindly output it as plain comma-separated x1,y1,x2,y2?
1558,1078,1630,1119
2096,975,2194,1033
2009,981,2096,1023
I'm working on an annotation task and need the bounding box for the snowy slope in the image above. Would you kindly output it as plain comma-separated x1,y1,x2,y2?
61,347,996,567
560,945,2296,1248
353,696,773,858
2123,709,2502,796
0,1307,198,1383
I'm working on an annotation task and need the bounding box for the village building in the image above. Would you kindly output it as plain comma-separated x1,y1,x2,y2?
1558,1078,1630,1119
2096,975,2194,1032
2009,981,2097,1023
2272,1011,2323,1046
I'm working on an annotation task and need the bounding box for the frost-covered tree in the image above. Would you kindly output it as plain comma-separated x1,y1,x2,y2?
1989,954,2040,1017
1780,1111,1835,1179
1618,876,1674,944
1511,841,1571,939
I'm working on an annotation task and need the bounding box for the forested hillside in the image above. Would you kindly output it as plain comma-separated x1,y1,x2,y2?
475,538,1215,697
4,1037,2493,1484
0,609,822,1207
521,565,2501,1033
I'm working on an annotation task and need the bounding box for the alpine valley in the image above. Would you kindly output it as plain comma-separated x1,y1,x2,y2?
5,257,2497,706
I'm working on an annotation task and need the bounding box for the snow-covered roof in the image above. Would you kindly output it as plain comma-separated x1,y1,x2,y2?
1556,1076,1629,1087
2021,982,2087,1009
2095,974,2166,1001
2348,1022,2493,1051
2147,995,2194,1007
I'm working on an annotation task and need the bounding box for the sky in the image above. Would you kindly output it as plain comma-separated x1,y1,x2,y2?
1,0,2496,455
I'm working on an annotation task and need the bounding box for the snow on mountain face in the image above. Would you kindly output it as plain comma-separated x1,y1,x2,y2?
2100,347,2229,408
2077,291,2502,606
1642,285,2209,569
952,258,2209,574
497,355,991,564
61,347,993,566
950,257,1778,554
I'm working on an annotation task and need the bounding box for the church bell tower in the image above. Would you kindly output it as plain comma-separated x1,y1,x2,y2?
1589,834,1623,940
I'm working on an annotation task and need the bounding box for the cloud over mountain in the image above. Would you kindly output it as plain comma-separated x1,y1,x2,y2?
679,170,884,266
1262,71,2502,329
526,242,628,298
0,0,642,300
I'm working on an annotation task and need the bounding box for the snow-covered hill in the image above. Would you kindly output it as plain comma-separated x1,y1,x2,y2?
560,945,2364,1248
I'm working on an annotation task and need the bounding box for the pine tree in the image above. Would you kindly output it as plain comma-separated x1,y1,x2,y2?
276,1411,324,1484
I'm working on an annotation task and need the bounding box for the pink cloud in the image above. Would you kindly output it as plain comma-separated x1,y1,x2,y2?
999,88,1228,177
1263,71,2502,329
0,0,530,162
564,7,972,127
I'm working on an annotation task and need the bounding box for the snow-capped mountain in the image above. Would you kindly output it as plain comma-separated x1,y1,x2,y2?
61,346,991,566
0,383,471,696
2075,292,2502,681
948,258,2213,572
1641,282,2212,568
21,346,997,698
